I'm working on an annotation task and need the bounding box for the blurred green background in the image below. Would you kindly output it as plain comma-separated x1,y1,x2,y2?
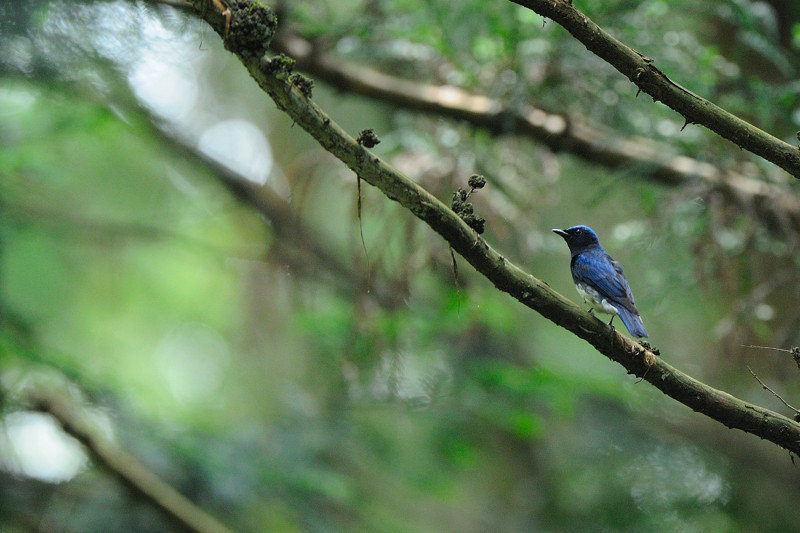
2,0,800,531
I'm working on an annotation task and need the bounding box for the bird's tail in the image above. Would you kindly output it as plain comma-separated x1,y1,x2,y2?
617,307,648,338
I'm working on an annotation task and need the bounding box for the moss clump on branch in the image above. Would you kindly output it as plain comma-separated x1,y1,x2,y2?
356,129,381,148
265,53,295,78
289,73,314,97
225,0,276,58
451,175,487,234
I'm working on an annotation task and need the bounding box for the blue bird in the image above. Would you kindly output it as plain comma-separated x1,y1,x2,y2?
553,225,648,338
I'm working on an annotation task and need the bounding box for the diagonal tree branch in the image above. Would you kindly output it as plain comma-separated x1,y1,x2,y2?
508,0,800,178
184,0,800,455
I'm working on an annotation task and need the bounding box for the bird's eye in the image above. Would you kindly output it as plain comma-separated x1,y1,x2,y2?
574,229,582,234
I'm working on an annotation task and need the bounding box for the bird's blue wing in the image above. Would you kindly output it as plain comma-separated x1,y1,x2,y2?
571,251,632,303
570,249,647,337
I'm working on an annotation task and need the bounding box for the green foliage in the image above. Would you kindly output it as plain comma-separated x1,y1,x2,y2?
1,0,800,531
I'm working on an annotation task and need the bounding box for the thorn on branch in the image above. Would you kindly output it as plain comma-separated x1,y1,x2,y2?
357,129,381,148
633,48,654,65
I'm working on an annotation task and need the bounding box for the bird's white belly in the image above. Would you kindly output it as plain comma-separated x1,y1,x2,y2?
575,283,619,315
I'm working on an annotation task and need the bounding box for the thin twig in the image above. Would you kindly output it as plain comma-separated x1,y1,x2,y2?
747,365,800,418
743,344,800,371
742,344,794,353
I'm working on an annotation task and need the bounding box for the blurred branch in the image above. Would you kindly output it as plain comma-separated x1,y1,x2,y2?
187,0,800,455
272,28,691,180
157,0,800,234
138,103,404,307
1,201,229,251
271,26,800,235
78,26,399,307
509,0,800,178
3,37,392,308
24,388,234,533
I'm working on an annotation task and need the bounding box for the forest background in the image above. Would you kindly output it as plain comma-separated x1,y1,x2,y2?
2,0,800,531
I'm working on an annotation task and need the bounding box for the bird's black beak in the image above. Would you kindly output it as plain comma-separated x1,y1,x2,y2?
552,228,568,239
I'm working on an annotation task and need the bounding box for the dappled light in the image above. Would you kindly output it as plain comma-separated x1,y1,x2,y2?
198,120,273,185
130,52,199,122
0,411,87,482
155,322,231,404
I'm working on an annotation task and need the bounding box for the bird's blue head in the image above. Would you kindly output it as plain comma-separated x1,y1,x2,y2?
552,225,600,252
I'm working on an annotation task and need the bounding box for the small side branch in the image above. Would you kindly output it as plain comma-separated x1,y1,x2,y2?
747,366,800,420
